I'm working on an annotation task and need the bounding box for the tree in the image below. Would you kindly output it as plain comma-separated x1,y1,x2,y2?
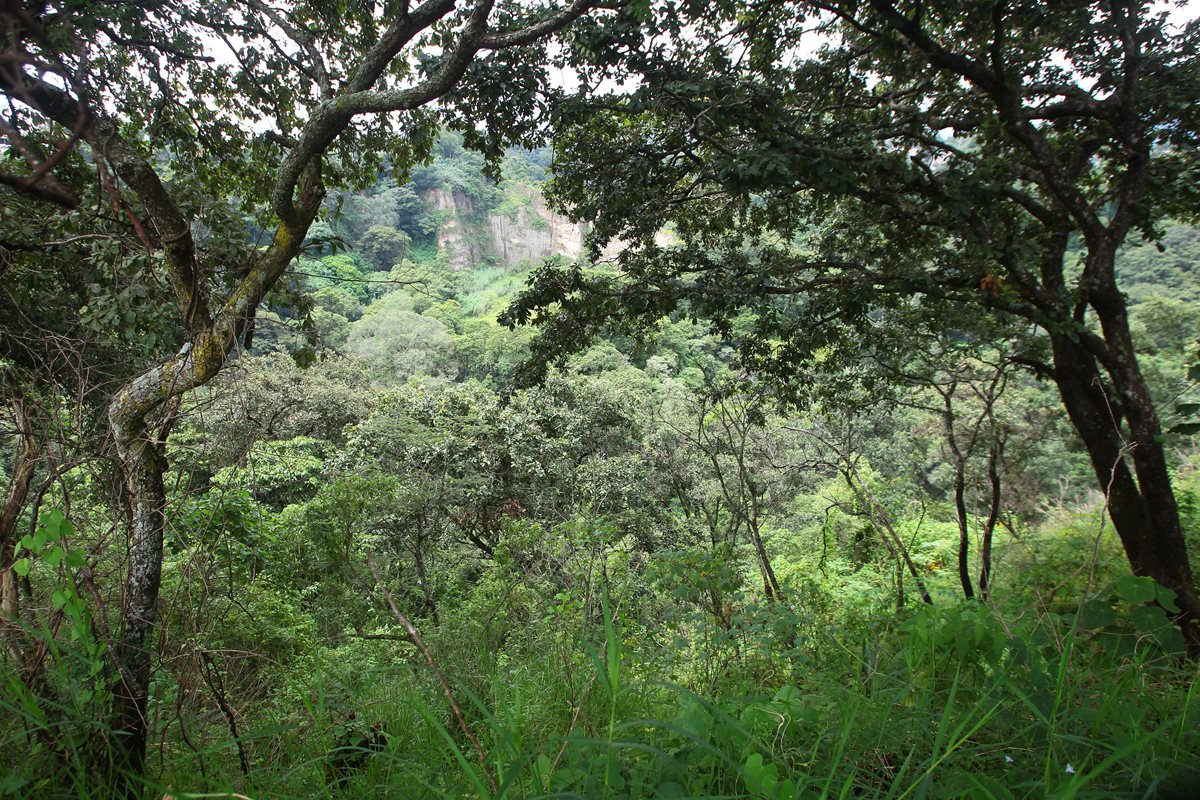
349,296,459,384
507,1,1200,652
1,0,607,781
885,349,1011,602
360,224,413,270
660,387,790,603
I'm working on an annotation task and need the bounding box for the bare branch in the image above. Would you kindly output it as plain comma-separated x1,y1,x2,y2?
365,551,497,794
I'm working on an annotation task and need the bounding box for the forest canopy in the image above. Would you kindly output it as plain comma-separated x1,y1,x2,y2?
2,1,1200,799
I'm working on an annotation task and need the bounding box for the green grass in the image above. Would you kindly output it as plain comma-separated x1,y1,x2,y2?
7,585,1197,799
459,265,532,317
4,504,1198,800
409,240,439,265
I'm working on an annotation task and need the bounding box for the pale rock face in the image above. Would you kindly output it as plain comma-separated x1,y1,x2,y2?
424,186,583,270
599,229,677,262
425,187,478,271
487,194,584,267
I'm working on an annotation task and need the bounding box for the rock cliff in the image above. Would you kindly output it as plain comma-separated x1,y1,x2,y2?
424,186,584,270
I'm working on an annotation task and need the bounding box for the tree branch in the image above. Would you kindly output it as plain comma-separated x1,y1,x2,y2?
365,551,497,794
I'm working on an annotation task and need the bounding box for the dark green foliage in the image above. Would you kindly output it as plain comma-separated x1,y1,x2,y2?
360,226,413,272
1118,222,1200,303
5,7,1200,797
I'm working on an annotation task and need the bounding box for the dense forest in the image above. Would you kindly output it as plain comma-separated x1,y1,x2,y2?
2,2,1200,798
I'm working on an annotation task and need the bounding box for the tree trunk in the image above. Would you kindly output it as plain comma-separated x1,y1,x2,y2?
952,454,975,601
746,486,783,602
412,529,440,626
110,432,168,786
1,395,39,645
99,164,322,787
841,470,933,606
747,518,781,603
1051,329,1200,655
940,387,975,600
978,438,1002,603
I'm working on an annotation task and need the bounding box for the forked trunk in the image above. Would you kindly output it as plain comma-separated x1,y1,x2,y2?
1051,333,1200,656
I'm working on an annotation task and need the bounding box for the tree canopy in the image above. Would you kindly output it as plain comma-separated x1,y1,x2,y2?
506,0,1200,651
2,2,1200,798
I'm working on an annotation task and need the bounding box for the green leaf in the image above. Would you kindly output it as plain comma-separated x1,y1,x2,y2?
962,772,1014,799
0,768,29,795
1078,599,1116,630
43,546,64,569
745,752,764,784
744,753,781,797
12,558,31,577
1129,604,1170,634
533,753,553,790
42,510,65,537
1154,584,1181,614
1115,575,1155,605
51,588,70,611
654,781,685,798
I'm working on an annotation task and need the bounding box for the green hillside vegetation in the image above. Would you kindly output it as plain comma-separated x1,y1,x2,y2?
6,137,1200,799
2,3,1200,800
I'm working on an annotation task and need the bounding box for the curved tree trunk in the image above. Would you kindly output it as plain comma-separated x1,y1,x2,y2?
841,469,933,606
977,438,1002,603
951,453,974,601
101,174,324,790
1,4,604,792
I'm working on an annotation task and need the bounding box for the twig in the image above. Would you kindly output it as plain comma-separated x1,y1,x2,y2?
365,551,497,794
198,651,251,780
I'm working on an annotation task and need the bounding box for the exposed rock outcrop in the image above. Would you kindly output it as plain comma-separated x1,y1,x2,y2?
487,194,584,267
425,188,479,271
424,186,584,270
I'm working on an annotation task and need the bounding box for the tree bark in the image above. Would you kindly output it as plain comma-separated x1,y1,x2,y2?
1051,327,1200,655
411,528,440,625
951,453,974,601
747,518,781,603
110,434,167,782
746,481,783,602
1,395,39,640
977,438,1002,603
938,381,976,601
841,469,933,606
1,2,606,790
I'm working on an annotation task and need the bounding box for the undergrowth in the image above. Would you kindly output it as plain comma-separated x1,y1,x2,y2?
4,581,1197,800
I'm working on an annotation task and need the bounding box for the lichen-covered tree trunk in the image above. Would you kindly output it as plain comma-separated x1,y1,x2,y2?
110,434,167,781
104,228,317,787
1,2,603,791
